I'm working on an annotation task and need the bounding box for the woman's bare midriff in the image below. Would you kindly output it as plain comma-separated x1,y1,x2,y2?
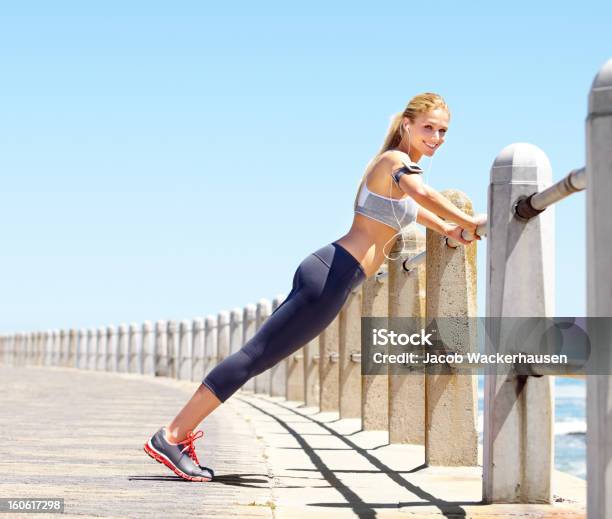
334,150,416,278
334,213,404,279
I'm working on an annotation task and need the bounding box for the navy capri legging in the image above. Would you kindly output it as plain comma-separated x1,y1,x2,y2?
202,241,366,402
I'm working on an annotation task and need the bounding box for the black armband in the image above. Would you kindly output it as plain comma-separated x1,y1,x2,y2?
391,160,424,186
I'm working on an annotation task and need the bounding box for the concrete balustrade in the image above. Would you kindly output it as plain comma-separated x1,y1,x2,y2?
242,304,257,393
107,325,117,373
191,318,205,382
96,327,106,371
177,320,193,380
166,320,178,378
319,313,341,412
425,190,479,467
216,311,230,362
585,58,612,519
339,281,363,418
269,294,287,397
362,258,390,431
484,144,555,503
117,324,128,373
87,328,96,371
388,226,426,444
304,335,320,407
203,315,217,378
252,301,268,394
154,320,167,377
142,321,154,376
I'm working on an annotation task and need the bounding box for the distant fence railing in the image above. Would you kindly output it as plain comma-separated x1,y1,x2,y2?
1,59,610,517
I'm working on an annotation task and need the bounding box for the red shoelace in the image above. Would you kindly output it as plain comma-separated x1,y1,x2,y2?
177,430,204,466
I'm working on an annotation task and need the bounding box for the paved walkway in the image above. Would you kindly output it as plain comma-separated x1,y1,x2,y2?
0,365,586,518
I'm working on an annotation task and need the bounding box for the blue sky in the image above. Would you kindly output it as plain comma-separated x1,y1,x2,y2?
1,2,609,332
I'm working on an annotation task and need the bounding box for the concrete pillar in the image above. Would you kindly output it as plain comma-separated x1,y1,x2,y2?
217,311,230,361
362,260,390,431
388,226,426,444
67,329,77,367
166,320,178,378
142,321,154,376
154,320,168,377
252,301,269,394
44,330,53,366
127,322,141,373
178,319,193,380
86,328,96,370
51,330,60,366
319,314,341,411
425,190,478,467
106,325,117,372
75,329,84,369
586,58,612,519
483,144,554,503
229,308,243,357
117,323,128,373
25,332,32,365
35,331,44,365
59,329,67,366
241,304,256,393
339,284,363,418
269,294,288,397
96,327,107,371
191,318,205,382
203,315,217,378
304,336,320,407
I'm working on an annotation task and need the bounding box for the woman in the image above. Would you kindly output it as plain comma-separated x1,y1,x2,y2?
143,93,483,482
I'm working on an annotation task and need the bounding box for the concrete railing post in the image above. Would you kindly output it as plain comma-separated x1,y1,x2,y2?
339,283,363,418
586,58,612,519
483,144,554,503
217,311,230,362
361,261,390,430
76,329,85,369
128,323,140,373
191,318,205,382
96,327,106,371
178,320,193,380
154,320,168,377
142,321,154,376
243,304,257,393
425,190,478,467
44,330,52,366
319,314,341,412
59,330,67,367
388,226,426,444
107,325,117,373
229,308,243,356
304,335,320,407
269,294,287,397
242,304,258,391
51,330,61,366
203,315,217,378
166,320,178,378
67,329,77,367
252,301,269,394
117,323,128,373
86,329,96,370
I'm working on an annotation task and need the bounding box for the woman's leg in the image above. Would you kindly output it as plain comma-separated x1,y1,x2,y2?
164,242,365,442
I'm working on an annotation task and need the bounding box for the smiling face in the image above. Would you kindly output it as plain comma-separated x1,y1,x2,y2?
402,108,450,160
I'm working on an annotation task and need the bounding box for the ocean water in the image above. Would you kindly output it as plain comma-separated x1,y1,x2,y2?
477,375,586,480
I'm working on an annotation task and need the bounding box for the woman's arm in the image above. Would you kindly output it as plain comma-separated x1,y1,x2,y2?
397,173,478,234
415,205,474,245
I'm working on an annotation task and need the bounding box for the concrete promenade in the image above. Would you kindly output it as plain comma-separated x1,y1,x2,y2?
0,365,586,518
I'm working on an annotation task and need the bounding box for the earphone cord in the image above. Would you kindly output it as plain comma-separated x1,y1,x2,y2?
382,136,433,262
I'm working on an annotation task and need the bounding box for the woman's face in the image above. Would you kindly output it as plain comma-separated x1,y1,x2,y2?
403,108,450,158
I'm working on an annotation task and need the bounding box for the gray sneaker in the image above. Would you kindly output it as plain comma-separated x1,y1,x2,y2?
144,427,214,482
